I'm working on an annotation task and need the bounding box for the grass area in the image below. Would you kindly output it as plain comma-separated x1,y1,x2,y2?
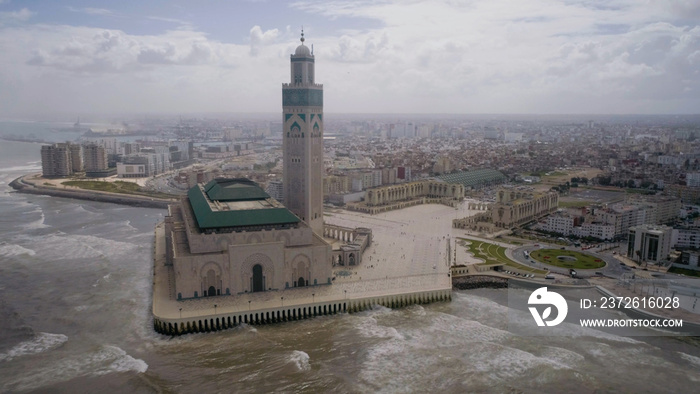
530,248,605,269
558,200,591,208
667,267,700,278
61,180,174,199
458,237,548,274
546,171,568,177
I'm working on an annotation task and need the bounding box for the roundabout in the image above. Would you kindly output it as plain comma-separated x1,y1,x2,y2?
529,248,606,270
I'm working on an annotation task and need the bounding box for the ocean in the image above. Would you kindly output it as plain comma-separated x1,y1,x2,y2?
1,123,700,392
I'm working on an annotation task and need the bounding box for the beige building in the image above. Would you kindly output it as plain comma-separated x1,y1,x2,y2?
83,143,109,172
164,178,332,298
347,179,464,214
454,188,559,233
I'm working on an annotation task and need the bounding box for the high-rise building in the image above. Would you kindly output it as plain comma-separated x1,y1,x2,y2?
282,30,324,234
83,144,109,173
41,143,73,177
266,180,284,203
68,143,83,172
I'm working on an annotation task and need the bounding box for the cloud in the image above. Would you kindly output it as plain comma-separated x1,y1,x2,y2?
0,0,698,116
249,25,279,56
66,7,116,17
0,7,34,23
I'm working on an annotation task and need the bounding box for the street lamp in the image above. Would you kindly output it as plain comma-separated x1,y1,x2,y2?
344,290,347,300
179,307,182,319
281,296,284,307
312,293,315,304
214,304,217,315
248,300,251,311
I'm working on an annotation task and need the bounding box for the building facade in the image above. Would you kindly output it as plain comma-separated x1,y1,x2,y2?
164,179,332,299
41,143,73,178
627,224,672,264
282,31,324,234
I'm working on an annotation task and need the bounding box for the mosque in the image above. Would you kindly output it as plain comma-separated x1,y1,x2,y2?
152,32,451,335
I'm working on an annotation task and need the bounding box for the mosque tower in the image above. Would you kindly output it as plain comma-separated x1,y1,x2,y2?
282,29,324,234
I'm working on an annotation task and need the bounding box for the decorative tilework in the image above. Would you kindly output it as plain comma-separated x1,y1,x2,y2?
282,88,323,107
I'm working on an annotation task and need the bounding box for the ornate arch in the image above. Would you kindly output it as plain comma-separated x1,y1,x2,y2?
200,261,223,296
291,254,311,287
241,253,274,292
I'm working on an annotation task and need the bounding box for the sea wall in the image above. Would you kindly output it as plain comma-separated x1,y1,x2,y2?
9,176,171,209
153,289,452,336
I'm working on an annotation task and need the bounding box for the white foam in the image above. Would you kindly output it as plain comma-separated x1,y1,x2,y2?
5,344,148,391
679,352,700,368
0,164,42,173
22,211,49,230
288,350,310,372
0,242,36,257
18,231,139,259
355,316,405,341
94,345,149,375
0,332,68,362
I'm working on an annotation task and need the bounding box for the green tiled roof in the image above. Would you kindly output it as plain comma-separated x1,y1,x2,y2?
188,179,300,229
203,178,270,201
437,169,507,187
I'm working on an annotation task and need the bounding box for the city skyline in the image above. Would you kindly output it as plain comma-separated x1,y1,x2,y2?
0,0,699,118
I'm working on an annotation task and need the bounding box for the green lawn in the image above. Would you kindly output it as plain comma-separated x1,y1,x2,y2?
61,180,174,198
530,248,605,269
458,238,548,274
667,267,700,278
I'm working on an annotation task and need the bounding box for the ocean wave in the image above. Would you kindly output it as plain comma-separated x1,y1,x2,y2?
288,350,310,372
0,242,36,257
0,332,68,362
17,231,139,259
93,345,149,375
22,212,49,230
678,352,700,368
0,164,42,173
3,344,148,392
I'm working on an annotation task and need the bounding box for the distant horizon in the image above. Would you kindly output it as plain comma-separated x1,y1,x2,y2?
3,112,700,125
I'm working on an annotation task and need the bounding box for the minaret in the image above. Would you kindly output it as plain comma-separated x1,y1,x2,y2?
283,29,324,234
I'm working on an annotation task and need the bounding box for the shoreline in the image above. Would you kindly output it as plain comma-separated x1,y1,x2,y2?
9,174,173,209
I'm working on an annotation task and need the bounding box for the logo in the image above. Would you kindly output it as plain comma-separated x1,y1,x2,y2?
528,287,568,327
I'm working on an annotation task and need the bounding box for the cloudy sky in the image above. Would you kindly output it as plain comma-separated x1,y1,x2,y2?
1,0,699,118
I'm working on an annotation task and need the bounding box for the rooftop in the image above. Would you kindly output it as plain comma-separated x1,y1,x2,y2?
437,168,507,187
188,178,300,230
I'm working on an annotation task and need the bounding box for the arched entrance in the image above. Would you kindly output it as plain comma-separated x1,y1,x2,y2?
252,264,264,292
298,277,306,287
207,286,216,297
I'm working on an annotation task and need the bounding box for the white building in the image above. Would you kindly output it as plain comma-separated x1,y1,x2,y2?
672,227,700,250
266,180,284,203
543,214,574,235
627,224,673,264
573,222,615,240
687,173,700,188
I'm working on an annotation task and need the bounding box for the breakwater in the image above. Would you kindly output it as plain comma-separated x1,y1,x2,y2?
452,275,509,290
9,176,171,209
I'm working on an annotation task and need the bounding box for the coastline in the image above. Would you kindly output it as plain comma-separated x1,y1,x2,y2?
9,174,173,209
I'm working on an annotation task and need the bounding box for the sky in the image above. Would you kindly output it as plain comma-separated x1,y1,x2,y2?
0,0,699,118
